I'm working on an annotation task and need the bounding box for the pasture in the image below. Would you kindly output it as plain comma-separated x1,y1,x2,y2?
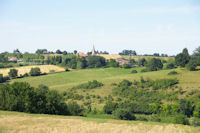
0,111,199,133
0,65,65,76
12,67,200,93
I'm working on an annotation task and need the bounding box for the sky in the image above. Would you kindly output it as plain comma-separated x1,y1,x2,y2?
0,0,200,55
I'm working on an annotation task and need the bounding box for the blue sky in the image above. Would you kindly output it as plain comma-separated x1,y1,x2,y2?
0,0,200,55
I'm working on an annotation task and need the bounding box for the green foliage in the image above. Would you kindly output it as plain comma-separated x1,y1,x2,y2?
113,108,136,120
72,80,103,90
131,70,137,74
168,71,178,75
138,58,147,66
103,101,118,114
187,60,197,71
175,48,190,67
8,69,18,78
0,82,84,116
173,115,189,125
147,58,163,71
189,117,200,126
166,63,175,69
29,67,41,76
67,101,84,116
0,74,9,83
87,56,106,68
108,59,119,67
122,64,131,69
151,78,178,90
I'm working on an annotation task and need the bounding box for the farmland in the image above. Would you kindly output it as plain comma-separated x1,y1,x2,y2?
0,65,65,76
0,111,199,133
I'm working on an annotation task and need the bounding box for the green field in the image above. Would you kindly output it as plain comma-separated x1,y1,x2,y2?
12,67,200,92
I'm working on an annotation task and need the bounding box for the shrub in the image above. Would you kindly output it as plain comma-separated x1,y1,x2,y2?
131,70,137,74
67,101,84,116
29,67,41,76
189,117,200,126
173,115,189,125
123,64,131,69
187,60,197,71
72,80,103,90
166,63,175,69
168,71,178,75
113,108,136,120
141,69,149,73
136,116,148,121
147,58,163,71
23,73,29,77
149,114,161,122
103,101,118,114
118,80,132,87
8,69,18,78
0,74,9,83
152,78,178,90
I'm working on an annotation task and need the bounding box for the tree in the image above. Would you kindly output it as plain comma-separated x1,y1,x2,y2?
119,50,137,55
73,50,78,55
187,59,197,71
8,69,18,78
147,58,163,71
103,101,118,114
108,59,119,67
175,48,190,67
138,58,147,66
56,49,62,54
29,67,41,76
166,63,175,69
87,56,106,68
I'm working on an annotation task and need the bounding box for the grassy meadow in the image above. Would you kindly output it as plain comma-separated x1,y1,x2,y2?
0,111,199,133
12,67,200,92
0,65,65,76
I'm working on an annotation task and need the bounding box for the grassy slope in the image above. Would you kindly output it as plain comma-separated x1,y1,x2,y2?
0,111,199,133
12,67,200,92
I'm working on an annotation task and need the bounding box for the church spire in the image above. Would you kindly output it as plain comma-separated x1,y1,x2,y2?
92,45,96,55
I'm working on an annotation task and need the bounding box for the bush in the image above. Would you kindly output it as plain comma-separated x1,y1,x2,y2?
123,64,131,69
113,108,136,120
131,70,137,74
189,117,200,126
166,63,175,69
168,71,178,75
187,60,197,71
29,67,41,76
23,73,29,77
141,69,149,73
67,101,84,116
136,116,148,121
8,69,18,78
118,80,132,87
72,80,103,90
173,115,189,125
103,101,118,114
0,74,9,83
149,114,161,122
147,58,163,71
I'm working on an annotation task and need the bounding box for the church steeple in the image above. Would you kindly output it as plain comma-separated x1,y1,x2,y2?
92,45,96,55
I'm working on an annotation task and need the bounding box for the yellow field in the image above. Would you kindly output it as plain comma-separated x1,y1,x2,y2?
0,111,199,133
98,54,122,60
0,65,65,76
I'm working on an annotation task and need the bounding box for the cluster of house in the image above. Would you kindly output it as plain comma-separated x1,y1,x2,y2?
8,57,23,63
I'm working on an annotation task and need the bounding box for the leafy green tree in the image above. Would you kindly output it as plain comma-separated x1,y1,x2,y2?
166,63,175,69
103,101,118,114
147,58,163,71
29,67,41,76
8,69,18,78
175,48,190,67
67,101,84,116
138,58,147,66
187,59,197,71
108,59,119,67
87,56,106,68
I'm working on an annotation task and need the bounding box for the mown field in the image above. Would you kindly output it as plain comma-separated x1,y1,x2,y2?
12,67,200,92
0,65,65,76
0,111,199,133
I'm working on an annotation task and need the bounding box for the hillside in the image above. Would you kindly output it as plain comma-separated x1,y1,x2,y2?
0,111,199,133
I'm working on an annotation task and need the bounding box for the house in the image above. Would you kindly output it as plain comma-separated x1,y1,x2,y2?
8,56,18,62
77,52,88,57
115,58,129,65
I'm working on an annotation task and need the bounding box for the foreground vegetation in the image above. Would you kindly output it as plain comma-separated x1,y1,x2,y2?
0,111,199,133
